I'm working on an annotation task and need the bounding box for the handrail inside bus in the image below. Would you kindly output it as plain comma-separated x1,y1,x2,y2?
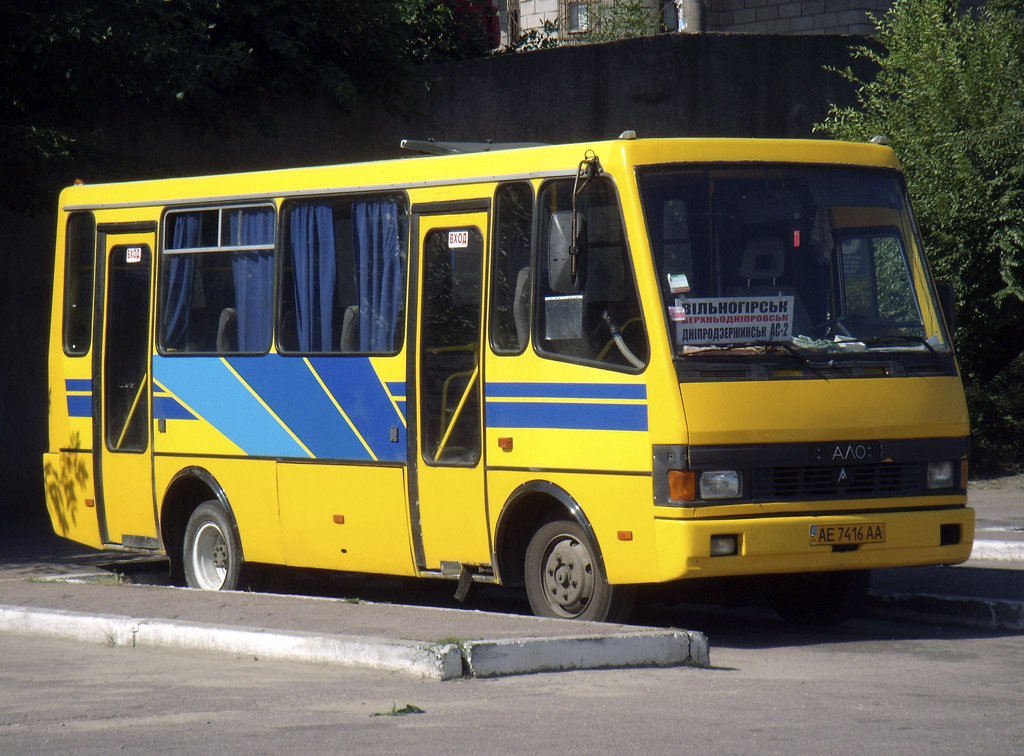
435,363,480,460
115,373,148,450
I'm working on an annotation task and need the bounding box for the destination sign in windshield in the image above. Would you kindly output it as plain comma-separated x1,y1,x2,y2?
670,296,794,345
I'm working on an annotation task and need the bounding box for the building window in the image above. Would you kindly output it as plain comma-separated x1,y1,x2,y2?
565,1,589,33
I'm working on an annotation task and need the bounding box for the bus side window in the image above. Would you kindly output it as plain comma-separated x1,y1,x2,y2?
278,194,406,354
63,212,96,356
159,206,275,354
490,182,533,353
536,179,648,370
280,195,407,354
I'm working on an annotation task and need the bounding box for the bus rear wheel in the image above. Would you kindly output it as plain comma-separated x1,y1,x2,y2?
183,501,241,591
524,518,635,623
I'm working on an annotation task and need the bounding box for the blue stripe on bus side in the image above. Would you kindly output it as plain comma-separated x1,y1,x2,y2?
485,400,648,432
486,382,647,401
227,356,371,461
308,357,406,462
152,395,196,421
154,355,308,458
66,395,92,418
65,378,92,393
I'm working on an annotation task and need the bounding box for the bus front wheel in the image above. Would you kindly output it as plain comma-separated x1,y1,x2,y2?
183,501,241,591
524,518,635,623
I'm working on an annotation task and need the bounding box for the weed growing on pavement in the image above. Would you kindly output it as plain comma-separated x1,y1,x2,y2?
370,703,425,717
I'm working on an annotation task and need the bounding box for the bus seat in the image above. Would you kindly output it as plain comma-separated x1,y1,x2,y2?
279,310,297,350
513,267,531,349
735,236,811,335
739,236,785,284
216,307,237,352
340,305,359,351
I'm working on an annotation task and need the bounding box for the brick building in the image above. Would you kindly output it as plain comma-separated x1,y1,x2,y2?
500,0,890,40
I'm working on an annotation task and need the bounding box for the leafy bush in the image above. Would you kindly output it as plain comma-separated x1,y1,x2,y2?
819,0,1024,470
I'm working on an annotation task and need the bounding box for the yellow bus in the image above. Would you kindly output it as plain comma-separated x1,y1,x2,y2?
44,135,973,624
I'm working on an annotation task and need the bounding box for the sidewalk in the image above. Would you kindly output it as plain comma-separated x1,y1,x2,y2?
1,475,1020,678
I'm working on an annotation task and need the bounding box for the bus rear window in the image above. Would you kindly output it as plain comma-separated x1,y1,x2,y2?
62,212,96,356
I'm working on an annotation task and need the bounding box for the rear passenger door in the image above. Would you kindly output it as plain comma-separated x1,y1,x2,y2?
95,224,159,548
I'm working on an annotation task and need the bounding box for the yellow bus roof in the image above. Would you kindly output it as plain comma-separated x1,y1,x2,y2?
59,137,901,212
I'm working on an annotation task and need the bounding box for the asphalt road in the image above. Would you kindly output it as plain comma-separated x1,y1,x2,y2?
1,613,1020,755
1,476,1021,753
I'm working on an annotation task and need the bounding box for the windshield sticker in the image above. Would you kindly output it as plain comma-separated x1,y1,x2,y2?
667,273,690,294
671,296,794,344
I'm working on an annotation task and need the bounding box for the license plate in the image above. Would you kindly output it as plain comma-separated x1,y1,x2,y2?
809,522,885,546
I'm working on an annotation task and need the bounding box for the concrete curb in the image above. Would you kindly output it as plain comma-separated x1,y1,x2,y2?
0,605,463,679
970,539,1024,562
462,630,710,677
0,604,710,679
865,591,1024,632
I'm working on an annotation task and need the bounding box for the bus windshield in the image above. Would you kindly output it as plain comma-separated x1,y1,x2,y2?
637,165,950,357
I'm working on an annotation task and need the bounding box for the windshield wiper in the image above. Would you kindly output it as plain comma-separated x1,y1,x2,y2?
680,341,773,356
773,340,831,379
681,341,831,378
859,334,944,361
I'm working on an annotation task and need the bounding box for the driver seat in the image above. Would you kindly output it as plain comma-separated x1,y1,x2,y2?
734,236,810,336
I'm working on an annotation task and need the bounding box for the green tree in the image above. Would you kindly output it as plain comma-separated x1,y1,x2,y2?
584,0,658,43
0,0,493,213
819,0,1024,468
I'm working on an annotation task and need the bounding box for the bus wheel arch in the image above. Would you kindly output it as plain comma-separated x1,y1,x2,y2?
160,467,243,588
494,481,635,622
494,481,585,588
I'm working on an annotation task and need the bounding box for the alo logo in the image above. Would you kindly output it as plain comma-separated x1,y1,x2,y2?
833,467,850,488
832,444,870,462
812,440,880,465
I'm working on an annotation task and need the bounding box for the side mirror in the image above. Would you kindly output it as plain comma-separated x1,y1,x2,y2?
936,280,956,334
548,211,586,293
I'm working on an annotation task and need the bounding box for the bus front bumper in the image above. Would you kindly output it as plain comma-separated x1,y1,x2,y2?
653,505,975,582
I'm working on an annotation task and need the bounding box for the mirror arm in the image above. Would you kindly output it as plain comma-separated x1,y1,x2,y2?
570,152,601,277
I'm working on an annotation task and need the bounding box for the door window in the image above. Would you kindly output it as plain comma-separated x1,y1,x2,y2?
420,227,483,465
104,244,151,452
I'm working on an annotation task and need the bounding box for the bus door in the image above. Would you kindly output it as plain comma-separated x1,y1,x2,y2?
93,224,159,548
409,209,491,571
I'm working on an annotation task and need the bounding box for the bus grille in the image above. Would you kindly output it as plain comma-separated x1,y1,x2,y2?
750,462,921,500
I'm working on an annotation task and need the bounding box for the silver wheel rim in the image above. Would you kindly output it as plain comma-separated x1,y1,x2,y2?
540,533,595,618
191,521,229,590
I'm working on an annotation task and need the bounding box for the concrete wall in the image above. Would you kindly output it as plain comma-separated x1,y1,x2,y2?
3,33,868,536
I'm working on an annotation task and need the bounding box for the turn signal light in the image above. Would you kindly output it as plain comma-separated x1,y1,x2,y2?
668,470,696,502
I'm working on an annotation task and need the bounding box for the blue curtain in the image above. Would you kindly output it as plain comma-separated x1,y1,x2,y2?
229,208,275,351
289,204,336,351
162,214,200,349
353,198,403,352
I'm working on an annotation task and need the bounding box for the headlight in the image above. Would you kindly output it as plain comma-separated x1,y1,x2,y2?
927,461,955,489
699,470,742,499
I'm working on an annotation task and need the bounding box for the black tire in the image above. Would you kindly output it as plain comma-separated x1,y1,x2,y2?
183,501,242,591
768,570,871,625
524,518,635,623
